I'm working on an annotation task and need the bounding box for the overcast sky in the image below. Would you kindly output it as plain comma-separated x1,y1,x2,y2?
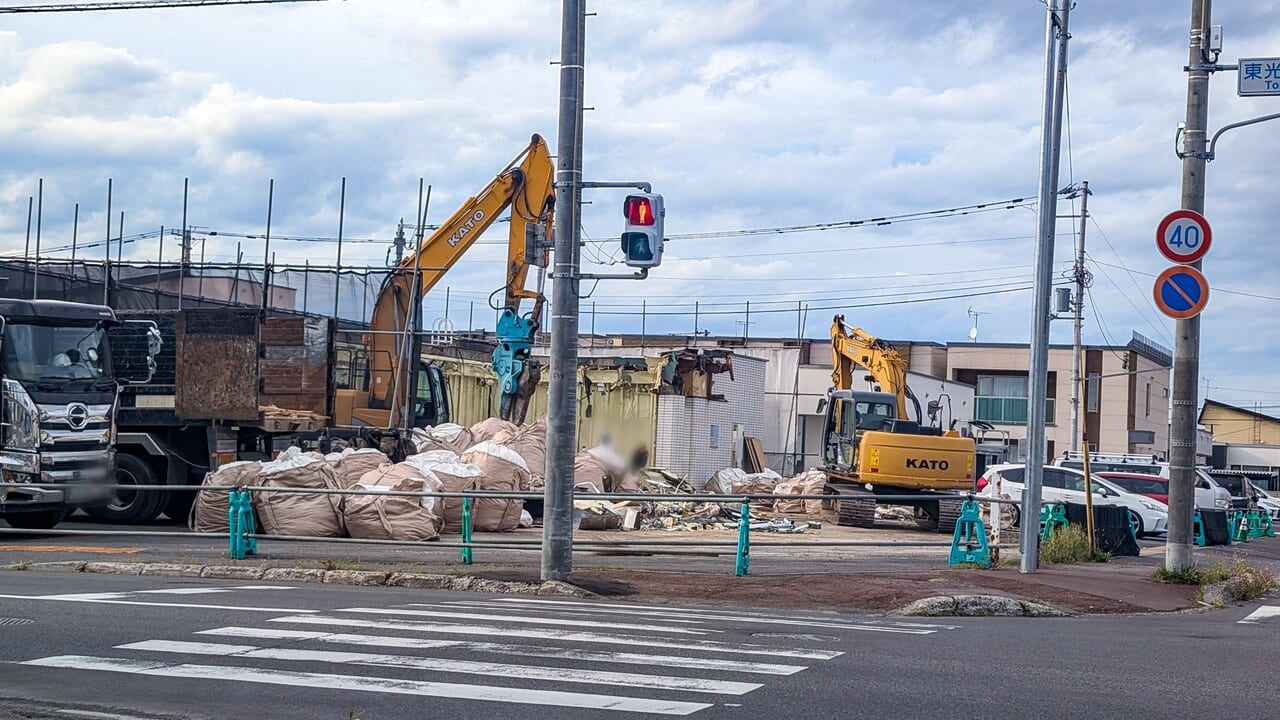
0,0,1277,409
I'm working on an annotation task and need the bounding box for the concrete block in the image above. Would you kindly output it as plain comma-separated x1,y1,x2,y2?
262,568,327,583
83,562,143,575
323,570,388,586
386,573,452,589
141,563,205,578
201,565,265,580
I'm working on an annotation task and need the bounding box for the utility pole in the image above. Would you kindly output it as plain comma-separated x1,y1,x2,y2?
1021,0,1071,574
1068,181,1091,450
543,0,585,582
1167,0,1212,573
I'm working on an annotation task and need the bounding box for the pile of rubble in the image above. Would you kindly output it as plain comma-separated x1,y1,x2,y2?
190,415,831,541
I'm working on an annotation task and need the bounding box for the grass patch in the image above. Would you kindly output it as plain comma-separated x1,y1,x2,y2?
1040,525,1109,564
1153,557,1278,606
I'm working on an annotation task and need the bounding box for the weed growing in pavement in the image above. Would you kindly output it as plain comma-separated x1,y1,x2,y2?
1040,525,1109,564
8,562,30,571
322,558,365,572
1152,565,1205,585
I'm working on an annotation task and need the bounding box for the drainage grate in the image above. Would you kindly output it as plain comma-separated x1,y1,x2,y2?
0,617,34,627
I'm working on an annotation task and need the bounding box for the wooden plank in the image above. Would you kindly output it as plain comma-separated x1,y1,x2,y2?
743,436,767,474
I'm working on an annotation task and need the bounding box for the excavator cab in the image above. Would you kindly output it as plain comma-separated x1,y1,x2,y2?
410,364,451,428
822,389,901,471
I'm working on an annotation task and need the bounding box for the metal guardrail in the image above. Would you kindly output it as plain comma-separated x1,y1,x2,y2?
0,483,1022,573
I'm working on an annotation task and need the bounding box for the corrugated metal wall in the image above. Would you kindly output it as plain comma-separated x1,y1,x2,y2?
429,354,661,456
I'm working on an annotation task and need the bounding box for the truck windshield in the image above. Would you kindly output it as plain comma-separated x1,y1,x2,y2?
2,322,111,384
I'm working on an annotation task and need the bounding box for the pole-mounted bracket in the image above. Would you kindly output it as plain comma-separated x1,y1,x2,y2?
1184,63,1238,73
1177,112,1280,160
551,268,649,281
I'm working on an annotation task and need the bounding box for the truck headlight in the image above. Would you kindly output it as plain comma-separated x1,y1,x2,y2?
1215,498,1229,509
2,379,40,452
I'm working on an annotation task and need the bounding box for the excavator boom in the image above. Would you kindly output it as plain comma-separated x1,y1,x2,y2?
357,134,555,429
830,314,912,420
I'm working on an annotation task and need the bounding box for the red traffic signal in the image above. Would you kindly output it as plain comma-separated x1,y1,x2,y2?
624,196,656,226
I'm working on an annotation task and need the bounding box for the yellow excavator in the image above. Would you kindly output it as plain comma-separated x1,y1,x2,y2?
334,134,555,431
821,315,978,532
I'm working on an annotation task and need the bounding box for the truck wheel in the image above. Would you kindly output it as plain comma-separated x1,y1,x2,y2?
4,509,68,530
86,453,164,524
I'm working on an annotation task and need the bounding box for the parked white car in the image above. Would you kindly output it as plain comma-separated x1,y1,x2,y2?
1053,452,1230,509
977,463,1169,537
1252,486,1280,521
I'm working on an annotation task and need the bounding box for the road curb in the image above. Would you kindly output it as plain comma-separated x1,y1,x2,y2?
896,594,1069,617
1,561,597,599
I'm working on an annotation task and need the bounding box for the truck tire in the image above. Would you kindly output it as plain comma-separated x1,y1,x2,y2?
4,509,67,530
86,453,164,524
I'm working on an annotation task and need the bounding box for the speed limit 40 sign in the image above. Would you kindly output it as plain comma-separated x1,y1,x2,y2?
1156,209,1212,264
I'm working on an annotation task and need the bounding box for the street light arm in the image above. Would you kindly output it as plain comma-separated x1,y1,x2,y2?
1206,112,1280,161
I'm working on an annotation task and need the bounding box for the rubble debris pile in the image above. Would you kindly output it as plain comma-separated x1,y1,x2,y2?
411,423,474,455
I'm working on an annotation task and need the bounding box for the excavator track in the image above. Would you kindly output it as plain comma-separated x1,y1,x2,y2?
829,485,876,528
935,497,964,535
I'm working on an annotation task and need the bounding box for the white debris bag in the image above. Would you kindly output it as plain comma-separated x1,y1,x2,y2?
460,440,530,532
254,447,344,537
412,423,474,455
773,469,828,515
330,447,391,488
503,418,547,488
707,468,783,508
189,460,261,534
343,463,443,541
470,417,520,445
403,454,483,533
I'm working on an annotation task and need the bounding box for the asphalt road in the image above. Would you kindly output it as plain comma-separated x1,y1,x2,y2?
0,572,1276,719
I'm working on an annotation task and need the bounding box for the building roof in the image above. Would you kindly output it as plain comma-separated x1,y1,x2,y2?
1199,399,1280,425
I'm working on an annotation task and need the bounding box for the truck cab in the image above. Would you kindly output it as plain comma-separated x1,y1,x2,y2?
0,299,157,529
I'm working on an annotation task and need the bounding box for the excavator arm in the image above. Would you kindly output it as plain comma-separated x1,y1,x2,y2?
830,314,918,422
361,134,555,429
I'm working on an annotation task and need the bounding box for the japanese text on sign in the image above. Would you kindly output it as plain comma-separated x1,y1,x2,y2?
1239,58,1280,96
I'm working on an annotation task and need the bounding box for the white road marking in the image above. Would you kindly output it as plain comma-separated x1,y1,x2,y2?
56,711,163,720
0,594,318,614
134,589,233,595
449,599,938,635
1238,605,1280,624
333,607,718,635
23,656,713,716
118,640,762,695
486,598,961,630
223,585,297,590
411,601,709,625
197,626,808,676
270,614,843,660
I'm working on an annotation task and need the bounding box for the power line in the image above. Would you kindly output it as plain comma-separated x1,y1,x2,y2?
664,196,1036,241
1088,258,1280,302
0,0,327,13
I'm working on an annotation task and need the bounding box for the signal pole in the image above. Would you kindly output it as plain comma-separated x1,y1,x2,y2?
1166,0,1212,573
543,0,585,582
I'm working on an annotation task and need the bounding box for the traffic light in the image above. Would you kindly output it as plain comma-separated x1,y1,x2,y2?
621,193,664,268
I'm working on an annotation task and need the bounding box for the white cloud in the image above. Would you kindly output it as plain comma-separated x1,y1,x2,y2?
0,0,1276,397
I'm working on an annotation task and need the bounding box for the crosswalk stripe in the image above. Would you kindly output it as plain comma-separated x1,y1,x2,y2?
1238,605,1280,624
117,640,763,695
24,656,714,716
444,599,937,635
196,627,809,676
0,594,318,614
485,598,958,630
134,589,234,595
270,615,844,660
333,607,717,635
411,603,712,626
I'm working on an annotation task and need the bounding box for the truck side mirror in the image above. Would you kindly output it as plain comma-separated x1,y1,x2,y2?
815,397,827,414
